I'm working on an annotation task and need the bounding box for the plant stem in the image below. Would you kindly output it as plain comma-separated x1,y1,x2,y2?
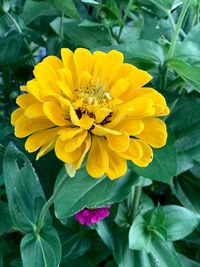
5,11,36,65
35,174,68,235
167,0,191,60
161,0,191,90
129,186,142,223
117,0,134,42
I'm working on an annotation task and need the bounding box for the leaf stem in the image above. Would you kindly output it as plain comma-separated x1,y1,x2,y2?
117,0,134,42
167,0,191,60
129,186,142,223
5,11,36,65
35,174,68,235
161,0,191,90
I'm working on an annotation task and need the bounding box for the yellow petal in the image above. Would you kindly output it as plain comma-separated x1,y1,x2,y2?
55,137,83,163
43,102,67,126
79,71,93,88
109,79,129,98
122,97,155,117
57,80,73,99
16,93,39,109
86,136,108,178
107,131,130,152
11,108,24,125
33,61,60,94
24,103,44,118
61,48,77,85
58,68,74,91
58,127,82,140
14,115,54,137
36,138,57,160
80,114,94,130
119,139,143,161
74,136,91,169
132,140,153,167
92,124,121,136
115,118,144,136
26,79,42,101
64,130,88,152
25,127,59,152
74,48,94,78
106,148,127,180
93,50,124,86
136,118,167,148
43,55,63,70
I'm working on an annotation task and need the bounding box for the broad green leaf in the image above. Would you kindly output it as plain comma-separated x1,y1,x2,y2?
166,96,200,174
3,143,51,232
21,0,58,25
163,205,199,241
59,228,91,264
129,214,151,252
178,253,200,267
130,129,177,184
137,0,173,18
50,18,110,49
54,166,139,219
0,201,13,235
150,240,182,267
47,0,80,19
168,58,200,93
20,225,61,267
60,236,109,267
95,221,115,253
0,32,23,66
174,173,200,214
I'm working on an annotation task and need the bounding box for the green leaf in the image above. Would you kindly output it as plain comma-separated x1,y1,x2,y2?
150,240,182,267
0,32,24,66
168,58,200,93
54,166,139,219
3,142,51,232
20,225,61,267
50,18,110,49
166,96,200,174
59,228,91,264
130,129,177,184
47,0,80,19
137,0,173,18
178,253,200,267
0,201,13,235
129,214,151,252
95,221,115,252
21,0,58,25
174,173,200,215
163,205,199,241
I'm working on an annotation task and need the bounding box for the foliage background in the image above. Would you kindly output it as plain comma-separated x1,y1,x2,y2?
1,0,200,266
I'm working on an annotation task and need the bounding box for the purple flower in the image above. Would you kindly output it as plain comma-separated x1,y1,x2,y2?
75,207,111,226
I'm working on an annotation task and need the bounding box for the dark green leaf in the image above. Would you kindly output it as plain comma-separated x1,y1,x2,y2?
167,96,200,174
163,205,199,241
20,225,61,267
168,58,200,93
21,0,58,25
55,166,139,219
0,201,13,235
47,0,80,19
3,142,51,232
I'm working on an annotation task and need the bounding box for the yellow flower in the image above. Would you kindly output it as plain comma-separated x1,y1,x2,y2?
11,48,169,179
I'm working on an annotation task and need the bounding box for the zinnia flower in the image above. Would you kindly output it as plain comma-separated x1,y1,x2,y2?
75,207,110,225
11,48,169,179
